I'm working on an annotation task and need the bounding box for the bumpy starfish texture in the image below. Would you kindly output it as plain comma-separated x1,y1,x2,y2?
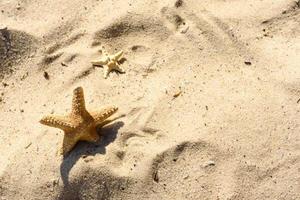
40,87,118,155
91,49,125,78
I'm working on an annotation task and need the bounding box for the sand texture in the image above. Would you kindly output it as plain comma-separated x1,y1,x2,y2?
0,0,300,199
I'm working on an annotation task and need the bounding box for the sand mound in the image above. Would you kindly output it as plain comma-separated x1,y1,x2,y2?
93,14,170,40
0,28,38,79
58,166,133,200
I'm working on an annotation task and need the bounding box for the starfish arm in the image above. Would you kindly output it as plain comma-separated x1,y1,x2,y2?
113,50,123,61
103,65,110,78
96,114,124,127
91,106,118,125
113,63,125,73
97,119,114,127
60,134,79,155
71,87,87,116
91,57,108,66
80,128,99,142
40,115,75,132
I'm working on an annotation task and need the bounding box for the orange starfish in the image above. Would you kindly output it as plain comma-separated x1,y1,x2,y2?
40,87,118,155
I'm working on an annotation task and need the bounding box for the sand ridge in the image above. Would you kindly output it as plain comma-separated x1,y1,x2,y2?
0,0,300,199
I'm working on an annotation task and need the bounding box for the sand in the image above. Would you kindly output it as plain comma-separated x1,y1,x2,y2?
0,0,300,199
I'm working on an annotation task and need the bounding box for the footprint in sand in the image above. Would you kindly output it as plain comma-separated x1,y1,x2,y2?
40,30,85,68
144,141,236,199
118,106,161,148
160,6,190,34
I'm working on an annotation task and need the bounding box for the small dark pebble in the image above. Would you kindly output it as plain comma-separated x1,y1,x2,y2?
2,82,8,87
175,0,183,7
244,61,252,65
61,62,67,67
262,20,269,24
52,179,58,186
297,98,300,104
203,160,215,167
153,171,159,182
82,155,88,158
43,71,49,80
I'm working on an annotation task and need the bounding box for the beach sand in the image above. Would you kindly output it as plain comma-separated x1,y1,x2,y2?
0,0,300,199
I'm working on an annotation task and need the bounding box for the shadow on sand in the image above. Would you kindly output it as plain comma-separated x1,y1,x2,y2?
59,121,124,186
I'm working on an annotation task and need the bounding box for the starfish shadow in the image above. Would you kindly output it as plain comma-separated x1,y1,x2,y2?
59,121,124,186
118,57,127,64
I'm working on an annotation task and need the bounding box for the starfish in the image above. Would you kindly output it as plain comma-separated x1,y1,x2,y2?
91,48,125,78
40,87,119,155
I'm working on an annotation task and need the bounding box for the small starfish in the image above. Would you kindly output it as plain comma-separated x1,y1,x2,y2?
91,48,125,78
40,87,119,155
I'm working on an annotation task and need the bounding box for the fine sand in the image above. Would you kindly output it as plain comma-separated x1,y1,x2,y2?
0,0,300,199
